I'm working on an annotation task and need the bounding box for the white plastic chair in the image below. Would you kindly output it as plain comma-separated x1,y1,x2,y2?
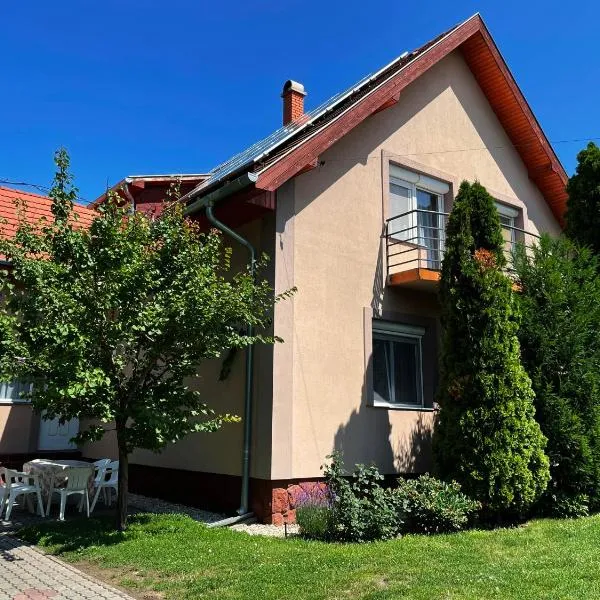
90,460,119,512
78,459,110,512
46,466,93,521
0,467,45,520
92,459,111,485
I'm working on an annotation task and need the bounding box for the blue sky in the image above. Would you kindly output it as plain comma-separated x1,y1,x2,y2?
1,1,598,203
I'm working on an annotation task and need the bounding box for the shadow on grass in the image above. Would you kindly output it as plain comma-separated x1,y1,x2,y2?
18,513,159,555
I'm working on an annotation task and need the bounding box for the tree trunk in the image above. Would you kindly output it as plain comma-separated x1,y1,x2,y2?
116,434,129,531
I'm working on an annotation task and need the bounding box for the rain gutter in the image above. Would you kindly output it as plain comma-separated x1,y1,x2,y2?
183,172,258,215
184,172,258,517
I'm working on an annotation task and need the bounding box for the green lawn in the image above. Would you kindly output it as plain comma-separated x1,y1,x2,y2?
19,513,600,600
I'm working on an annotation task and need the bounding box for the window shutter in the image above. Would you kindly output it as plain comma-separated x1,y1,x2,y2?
390,164,450,195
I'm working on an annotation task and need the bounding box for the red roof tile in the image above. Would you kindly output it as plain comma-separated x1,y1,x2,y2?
0,186,96,239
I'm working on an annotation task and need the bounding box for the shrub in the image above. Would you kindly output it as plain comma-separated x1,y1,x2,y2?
296,503,333,540
322,453,401,542
296,486,334,541
565,142,600,254
433,181,550,518
514,235,600,513
395,475,480,534
541,491,590,519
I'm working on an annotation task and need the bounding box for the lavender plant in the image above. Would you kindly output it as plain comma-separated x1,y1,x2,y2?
295,485,333,541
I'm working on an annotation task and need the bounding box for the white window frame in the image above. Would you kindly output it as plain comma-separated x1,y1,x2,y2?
0,380,33,405
388,165,449,269
496,202,520,255
372,320,425,409
389,174,447,240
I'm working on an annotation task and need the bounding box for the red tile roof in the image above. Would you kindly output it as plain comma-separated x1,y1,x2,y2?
0,186,96,238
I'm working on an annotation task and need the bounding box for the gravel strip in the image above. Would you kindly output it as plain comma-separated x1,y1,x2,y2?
129,494,301,536
230,522,300,537
128,493,226,524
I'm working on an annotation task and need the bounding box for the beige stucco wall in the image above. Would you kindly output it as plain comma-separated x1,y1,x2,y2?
83,49,562,484
271,49,562,480
0,404,39,454
82,215,276,480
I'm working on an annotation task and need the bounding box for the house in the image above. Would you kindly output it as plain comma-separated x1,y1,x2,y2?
4,13,569,524
0,186,96,463
83,13,566,524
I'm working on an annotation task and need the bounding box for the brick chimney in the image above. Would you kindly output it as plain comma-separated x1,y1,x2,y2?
281,80,306,125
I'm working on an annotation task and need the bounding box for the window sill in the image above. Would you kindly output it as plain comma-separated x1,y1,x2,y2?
0,400,31,406
370,402,435,412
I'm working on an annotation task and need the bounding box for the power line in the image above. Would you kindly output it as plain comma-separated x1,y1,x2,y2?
0,178,52,195
316,137,600,165
0,135,598,201
0,179,89,204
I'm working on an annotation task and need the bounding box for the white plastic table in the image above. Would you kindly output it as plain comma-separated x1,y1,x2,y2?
22,458,95,502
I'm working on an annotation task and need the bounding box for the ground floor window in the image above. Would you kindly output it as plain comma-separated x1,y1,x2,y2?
0,380,33,404
372,320,425,408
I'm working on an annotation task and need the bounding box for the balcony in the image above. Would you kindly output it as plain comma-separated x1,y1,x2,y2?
385,208,539,290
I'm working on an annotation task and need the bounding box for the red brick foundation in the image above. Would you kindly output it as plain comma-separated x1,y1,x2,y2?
251,479,328,524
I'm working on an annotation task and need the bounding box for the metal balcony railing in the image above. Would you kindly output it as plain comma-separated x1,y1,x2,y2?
384,208,540,281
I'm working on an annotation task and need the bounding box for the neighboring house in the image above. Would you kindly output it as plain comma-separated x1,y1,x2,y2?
4,13,569,525
0,186,95,464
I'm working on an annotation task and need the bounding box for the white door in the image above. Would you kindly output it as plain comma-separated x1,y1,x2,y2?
38,412,79,451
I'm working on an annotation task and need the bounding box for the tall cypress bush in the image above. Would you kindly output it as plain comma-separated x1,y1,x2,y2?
565,142,600,253
433,181,550,517
514,235,600,515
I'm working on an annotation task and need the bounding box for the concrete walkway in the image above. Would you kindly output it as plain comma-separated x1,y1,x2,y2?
0,535,134,600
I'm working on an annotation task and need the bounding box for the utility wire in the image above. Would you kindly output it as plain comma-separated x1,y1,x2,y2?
0,179,89,204
0,135,598,201
315,137,600,165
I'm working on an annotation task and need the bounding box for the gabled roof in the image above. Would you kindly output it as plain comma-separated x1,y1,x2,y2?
91,174,209,207
0,186,96,238
185,14,568,224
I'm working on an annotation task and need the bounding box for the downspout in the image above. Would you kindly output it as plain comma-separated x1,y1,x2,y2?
205,201,256,516
123,179,136,214
183,172,259,519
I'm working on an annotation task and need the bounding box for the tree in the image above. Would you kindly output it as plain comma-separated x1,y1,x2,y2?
514,235,600,515
0,150,285,529
433,181,550,517
565,142,600,252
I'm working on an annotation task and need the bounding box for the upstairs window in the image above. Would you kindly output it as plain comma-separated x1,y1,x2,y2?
388,165,449,270
372,320,424,408
496,202,520,258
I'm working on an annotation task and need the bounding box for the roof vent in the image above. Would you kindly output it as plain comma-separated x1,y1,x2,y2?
281,80,307,126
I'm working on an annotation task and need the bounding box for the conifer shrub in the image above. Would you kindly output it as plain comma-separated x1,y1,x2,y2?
514,235,600,515
565,142,600,253
433,181,550,518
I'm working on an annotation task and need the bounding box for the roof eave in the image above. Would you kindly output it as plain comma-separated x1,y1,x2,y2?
250,13,568,223
91,174,209,208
